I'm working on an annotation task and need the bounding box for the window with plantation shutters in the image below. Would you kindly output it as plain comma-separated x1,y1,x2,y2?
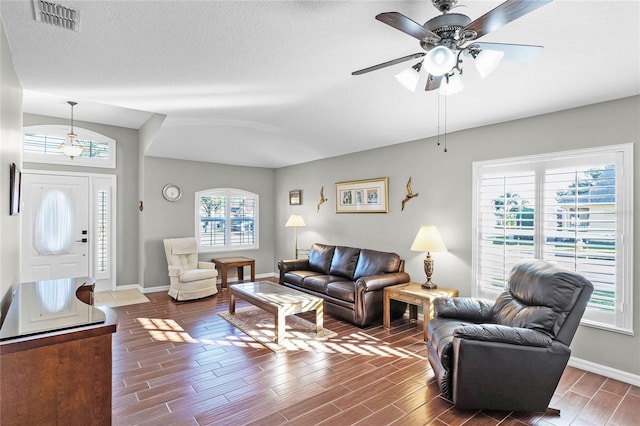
472,144,633,334
196,188,258,252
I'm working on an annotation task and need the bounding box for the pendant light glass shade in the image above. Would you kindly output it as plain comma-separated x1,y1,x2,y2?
475,49,504,78
439,73,464,96
395,62,422,92
58,101,85,159
423,46,456,76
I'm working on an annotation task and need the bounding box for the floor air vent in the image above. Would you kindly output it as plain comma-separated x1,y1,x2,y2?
32,0,81,31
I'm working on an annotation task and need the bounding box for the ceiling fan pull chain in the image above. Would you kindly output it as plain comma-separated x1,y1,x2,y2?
444,94,448,153
436,93,441,148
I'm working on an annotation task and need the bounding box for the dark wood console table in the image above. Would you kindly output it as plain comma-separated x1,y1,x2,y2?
0,277,118,424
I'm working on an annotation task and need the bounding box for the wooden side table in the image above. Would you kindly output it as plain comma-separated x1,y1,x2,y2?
211,256,255,289
384,282,459,341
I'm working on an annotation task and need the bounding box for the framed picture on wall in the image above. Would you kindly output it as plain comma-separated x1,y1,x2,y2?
9,162,21,216
335,177,388,213
289,189,302,205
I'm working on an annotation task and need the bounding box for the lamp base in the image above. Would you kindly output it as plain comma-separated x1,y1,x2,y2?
421,281,438,290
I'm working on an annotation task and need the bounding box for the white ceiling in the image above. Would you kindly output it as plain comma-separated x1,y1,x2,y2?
2,1,639,168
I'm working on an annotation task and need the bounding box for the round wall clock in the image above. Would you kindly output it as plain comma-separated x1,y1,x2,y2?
162,184,182,202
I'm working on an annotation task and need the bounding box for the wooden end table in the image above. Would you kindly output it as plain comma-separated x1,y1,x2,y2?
384,282,459,341
211,256,255,289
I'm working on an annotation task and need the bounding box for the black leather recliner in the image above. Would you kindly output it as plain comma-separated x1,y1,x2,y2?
426,259,594,412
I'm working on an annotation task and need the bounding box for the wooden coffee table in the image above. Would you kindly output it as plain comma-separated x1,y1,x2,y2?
211,256,255,288
229,282,323,344
384,282,458,341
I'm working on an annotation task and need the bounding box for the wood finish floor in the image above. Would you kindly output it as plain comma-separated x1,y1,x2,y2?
111,282,639,426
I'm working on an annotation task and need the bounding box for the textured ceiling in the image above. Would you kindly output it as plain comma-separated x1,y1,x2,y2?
2,1,639,168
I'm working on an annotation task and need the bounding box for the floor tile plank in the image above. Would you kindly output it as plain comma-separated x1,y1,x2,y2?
109,281,634,426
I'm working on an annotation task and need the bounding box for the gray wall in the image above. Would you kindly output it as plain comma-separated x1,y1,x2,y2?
274,96,640,376
140,156,275,287
0,19,23,319
22,113,140,288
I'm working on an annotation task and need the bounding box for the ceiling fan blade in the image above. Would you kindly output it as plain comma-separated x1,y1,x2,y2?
463,0,552,40
472,42,544,62
425,75,443,91
352,52,425,75
376,12,440,41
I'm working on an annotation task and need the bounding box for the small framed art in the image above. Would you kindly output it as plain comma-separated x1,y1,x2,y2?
335,177,388,213
289,189,302,205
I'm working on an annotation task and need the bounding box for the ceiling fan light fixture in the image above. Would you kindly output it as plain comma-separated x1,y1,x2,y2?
474,49,504,78
439,73,464,96
423,45,456,76
395,62,422,92
58,101,85,159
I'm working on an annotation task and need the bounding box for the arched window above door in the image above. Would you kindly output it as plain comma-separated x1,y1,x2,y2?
23,125,116,168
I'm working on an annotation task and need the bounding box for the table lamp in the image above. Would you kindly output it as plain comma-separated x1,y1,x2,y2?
285,214,306,259
410,225,447,289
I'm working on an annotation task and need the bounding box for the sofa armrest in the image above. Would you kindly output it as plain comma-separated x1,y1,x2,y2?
198,261,216,270
356,272,411,292
454,323,553,347
168,265,182,277
278,259,311,284
433,297,494,323
278,259,310,273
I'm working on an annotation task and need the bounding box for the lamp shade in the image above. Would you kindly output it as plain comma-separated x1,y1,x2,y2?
475,49,504,78
410,225,447,253
423,46,456,76
395,62,422,92
439,73,464,96
285,214,306,228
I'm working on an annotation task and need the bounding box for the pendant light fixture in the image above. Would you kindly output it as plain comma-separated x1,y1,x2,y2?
58,101,84,159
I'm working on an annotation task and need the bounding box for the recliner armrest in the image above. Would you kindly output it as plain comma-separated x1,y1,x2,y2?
168,265,182,277
198,261,216,270
356,272,411,292
454,323,553,347
433,297,494,323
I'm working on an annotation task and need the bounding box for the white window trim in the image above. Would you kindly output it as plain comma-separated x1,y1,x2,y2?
24,125,117,169
472,143,634,335
195,188,259,253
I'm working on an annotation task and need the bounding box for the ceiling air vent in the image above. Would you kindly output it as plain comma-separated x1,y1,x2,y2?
32,0,81,31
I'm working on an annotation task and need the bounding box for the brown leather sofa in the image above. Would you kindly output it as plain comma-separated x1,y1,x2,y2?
278,243,410,327
426,259,594,412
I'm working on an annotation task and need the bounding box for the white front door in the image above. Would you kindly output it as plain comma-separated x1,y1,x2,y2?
21,174,90,281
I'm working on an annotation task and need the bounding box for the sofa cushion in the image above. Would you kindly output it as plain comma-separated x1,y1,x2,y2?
326,281,356,303
308,243,335,274
328,246,360,279
284,270,320,287
353,249,401,279
301,275,342,294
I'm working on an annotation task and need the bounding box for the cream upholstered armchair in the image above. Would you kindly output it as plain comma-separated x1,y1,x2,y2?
163,237,218,301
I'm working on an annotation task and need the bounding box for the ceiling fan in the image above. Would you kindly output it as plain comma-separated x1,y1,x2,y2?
352,0,552,93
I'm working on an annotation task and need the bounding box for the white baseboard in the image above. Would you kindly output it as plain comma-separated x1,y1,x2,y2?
120,272,279,295
568,356,640,386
